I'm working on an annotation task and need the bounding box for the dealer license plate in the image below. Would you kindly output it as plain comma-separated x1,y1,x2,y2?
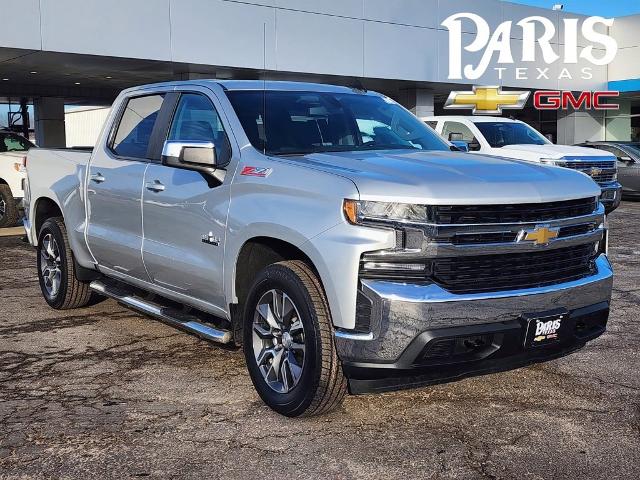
523,309,568,348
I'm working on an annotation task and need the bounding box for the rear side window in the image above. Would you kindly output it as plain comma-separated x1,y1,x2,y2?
111,94,164,159
442,121,476,142
425,121,438,130
0,133,34,152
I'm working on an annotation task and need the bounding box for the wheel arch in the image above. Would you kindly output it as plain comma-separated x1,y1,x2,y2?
233,236,319,308
33,196,64,242
229,234,334,344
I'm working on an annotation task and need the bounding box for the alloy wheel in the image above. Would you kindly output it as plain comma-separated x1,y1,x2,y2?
40,233,62,298
0,197,5,221
252,289,306,394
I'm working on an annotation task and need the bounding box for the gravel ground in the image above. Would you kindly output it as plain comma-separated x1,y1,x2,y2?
1,202,639,479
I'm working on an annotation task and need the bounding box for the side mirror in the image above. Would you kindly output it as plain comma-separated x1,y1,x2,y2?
618,156,634,163
468,140,482,152
162,141,218,174
448,132,464,142
450,140,469,152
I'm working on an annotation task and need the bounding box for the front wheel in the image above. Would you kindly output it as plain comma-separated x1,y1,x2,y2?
243,260,347,417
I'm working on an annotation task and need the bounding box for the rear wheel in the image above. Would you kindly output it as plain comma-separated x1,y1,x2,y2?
0,184,19,228
243,260,347,417
37,217,95,309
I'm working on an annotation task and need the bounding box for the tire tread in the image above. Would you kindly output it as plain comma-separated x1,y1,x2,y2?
39,217,94,309
277,260,347,417
0,184,19,228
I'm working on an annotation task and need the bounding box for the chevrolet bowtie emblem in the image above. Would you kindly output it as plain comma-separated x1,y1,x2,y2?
518,226,560,246
590,167,603,177
444,86,531,115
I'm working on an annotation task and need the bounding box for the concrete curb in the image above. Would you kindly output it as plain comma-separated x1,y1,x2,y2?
0,227,26,237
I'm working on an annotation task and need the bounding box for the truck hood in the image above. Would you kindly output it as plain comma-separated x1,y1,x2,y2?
493,144,616,161
286,149,600,205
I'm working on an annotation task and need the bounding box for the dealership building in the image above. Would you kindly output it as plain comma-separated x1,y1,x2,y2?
0,0,638,147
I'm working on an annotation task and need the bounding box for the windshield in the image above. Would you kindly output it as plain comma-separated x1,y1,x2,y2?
474,122,550,148
623,144,640,157
226,90,450,155
0,132,34,152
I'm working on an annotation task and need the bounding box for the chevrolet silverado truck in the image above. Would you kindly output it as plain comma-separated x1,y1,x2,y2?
424,116,622,213
24,81,613,417
0,130,34,227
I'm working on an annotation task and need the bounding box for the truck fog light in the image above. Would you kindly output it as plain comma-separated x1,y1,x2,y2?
362,262,426,272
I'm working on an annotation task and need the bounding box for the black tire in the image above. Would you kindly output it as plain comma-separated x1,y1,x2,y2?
37,217,95,309
0,184,19,228
243,260,347,417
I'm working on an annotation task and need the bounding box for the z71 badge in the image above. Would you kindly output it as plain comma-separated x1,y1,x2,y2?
241,166,272,178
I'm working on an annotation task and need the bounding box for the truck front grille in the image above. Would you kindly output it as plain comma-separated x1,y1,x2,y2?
556,160,617,185
428,197,597,225
432,243,597,294
449,222,596,245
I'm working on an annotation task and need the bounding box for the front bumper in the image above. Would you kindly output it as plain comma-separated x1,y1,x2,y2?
600,182,622,212
336,254,613,393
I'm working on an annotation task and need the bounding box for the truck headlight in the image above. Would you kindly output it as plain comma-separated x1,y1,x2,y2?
343,199,428,226
540,158,560,166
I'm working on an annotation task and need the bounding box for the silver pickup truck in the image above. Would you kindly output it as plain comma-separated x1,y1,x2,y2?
24,80,613,417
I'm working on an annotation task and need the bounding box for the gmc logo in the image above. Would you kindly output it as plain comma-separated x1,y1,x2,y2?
533,91,619,110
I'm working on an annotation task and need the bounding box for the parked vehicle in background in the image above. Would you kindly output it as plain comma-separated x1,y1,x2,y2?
576,142,640,199
0,131,35,227
25,80,613,417
424,116,622,213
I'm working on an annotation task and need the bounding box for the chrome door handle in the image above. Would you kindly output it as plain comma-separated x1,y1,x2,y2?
90,173,106,184
145,180,165,192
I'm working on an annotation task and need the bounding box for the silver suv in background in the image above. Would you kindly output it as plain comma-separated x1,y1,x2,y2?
576,141,640,199
24,81,613,416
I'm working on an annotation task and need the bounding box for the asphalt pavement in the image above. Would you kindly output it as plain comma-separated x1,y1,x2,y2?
1,203,639,479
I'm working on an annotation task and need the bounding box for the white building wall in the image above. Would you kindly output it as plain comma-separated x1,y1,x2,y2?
608,14,640,82
0,0,611,90
64,107,111,148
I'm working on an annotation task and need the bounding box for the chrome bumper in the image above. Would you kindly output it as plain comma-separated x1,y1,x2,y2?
335,254,613,363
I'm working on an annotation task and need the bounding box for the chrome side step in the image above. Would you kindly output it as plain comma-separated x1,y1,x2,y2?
90,280,233,344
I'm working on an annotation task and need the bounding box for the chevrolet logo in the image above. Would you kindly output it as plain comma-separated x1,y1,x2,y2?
444,86,531,115
518,226,560,246
589,167,603,177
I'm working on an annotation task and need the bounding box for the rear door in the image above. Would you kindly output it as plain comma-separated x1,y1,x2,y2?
141,89,234,313
86,93,165,280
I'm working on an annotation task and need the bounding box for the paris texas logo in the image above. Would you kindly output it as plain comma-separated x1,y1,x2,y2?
442,13,618,81
534,318,562,343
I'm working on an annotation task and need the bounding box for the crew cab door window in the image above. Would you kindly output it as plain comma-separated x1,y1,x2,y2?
167,93,231,164
442,122,475,142
442,121,480,150
111,94,164,159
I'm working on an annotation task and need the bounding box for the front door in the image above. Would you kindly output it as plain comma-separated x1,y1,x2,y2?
86,93,165,280
141,92,234,312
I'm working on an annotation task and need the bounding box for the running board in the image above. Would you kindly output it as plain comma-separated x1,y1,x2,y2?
90,280,233,344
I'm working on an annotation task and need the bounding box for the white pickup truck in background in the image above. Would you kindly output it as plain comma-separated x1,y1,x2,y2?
0,131,35,227
424,116,622,213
